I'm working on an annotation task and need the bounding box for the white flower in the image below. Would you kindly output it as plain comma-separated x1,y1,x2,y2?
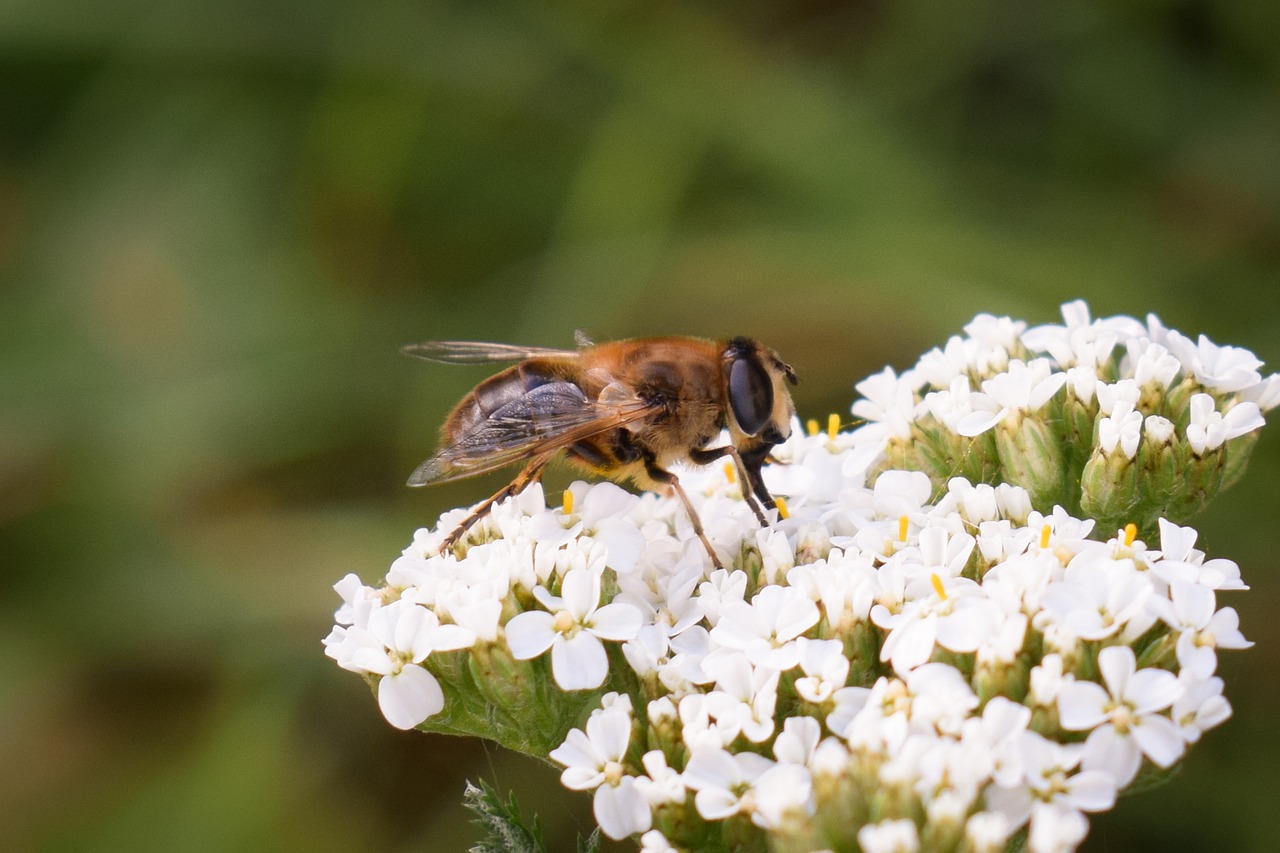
857,818,920,853
549,700,651,839
1040,560,1153,641
985,731,1116,828
1027,801,1090,853
639,830,678,852
750,762,814,829
1028,654,1068,708
505,567,643,690
1152,519,1247,590
1096,402,1142,459
1125,339,1182,391
1057,646,1184,786
851,366,922,439
774,716,822,766
957,359,1068,436
682,748,776,820
965,811,1013,853
873,574,1003,674
701,652,781,743
1185,394,1265,455
1171,670,1232,744
709,584,820,670
794,637,852,704
633,750,686,808
1150,580,1252,678
1165,331,1265,393
325,599,473,730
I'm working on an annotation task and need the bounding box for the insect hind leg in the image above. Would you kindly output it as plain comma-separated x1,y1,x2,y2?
439,454,550,553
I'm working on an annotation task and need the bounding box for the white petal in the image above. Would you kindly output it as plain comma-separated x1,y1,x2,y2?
1064,770,1116,812
1127,667,1183,715
1028,802,1088,853
585,706,633,761
1056,681,1110,731
595,518,646,574
595,778,652,839
552,633,608,690
431,623,477,652
957,408,1007,437
1132,714,1185,768
1096,646,1135,700
588,602,644,642
694,788,741,820
773,594,821,643
561,765,607,791
551,728,602,777
561,568,603,620
504,611,557,659
683,749,739,791
378,665,444,730
1081,724,1141,788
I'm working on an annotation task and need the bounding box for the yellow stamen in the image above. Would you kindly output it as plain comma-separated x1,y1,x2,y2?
806,418,820,437
899,515,909,542
930,573,947,600
724,461,736,484
827,413,840,440
1040,524,1052,549
562,489,574,515
775,497,791,519
1123,523,1137,547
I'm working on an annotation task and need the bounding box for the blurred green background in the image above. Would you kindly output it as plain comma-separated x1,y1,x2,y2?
2,1,1277,851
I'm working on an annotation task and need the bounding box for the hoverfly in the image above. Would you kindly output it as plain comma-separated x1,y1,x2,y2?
404,336,798,567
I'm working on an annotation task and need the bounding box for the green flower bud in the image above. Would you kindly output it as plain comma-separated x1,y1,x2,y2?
994,411,1066,509
1080,446,1138,529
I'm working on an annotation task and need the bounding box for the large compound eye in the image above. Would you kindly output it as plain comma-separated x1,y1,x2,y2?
728,356,774,437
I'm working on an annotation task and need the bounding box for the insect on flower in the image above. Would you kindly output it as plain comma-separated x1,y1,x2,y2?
403,336,799,566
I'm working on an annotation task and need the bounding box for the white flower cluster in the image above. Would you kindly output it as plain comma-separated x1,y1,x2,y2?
849,300,1277,532
323,302,1267,852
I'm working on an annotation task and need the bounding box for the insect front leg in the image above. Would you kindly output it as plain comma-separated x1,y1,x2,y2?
643,455,724,570
439,454,551,554
688,445,770,527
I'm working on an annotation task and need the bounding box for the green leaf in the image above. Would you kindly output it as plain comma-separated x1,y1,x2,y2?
463,780,601,853
464,780,545,853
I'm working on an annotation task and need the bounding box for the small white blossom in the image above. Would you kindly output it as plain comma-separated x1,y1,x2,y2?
550,699,651,839
857,818,920,853
1058,646,1184,786
505,567,643,690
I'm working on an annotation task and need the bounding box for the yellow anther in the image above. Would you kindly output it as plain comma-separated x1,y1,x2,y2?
899,515,909,542
827,413,840,440
806,418,820,437
562,489,574,515
1123,522,1137,547
724,461,736,484
775,497,791,519
930,573,948,600
1040,524,1052,549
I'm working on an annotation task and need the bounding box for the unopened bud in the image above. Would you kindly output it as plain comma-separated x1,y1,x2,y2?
994,412,1066,510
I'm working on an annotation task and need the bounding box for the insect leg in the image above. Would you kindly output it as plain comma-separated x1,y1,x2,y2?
439,454,551,553
687,445,770,527
643,457,724,570
737,445,777,513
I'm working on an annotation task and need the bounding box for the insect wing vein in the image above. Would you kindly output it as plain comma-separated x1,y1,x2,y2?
401,341,578,364
406,382,654,486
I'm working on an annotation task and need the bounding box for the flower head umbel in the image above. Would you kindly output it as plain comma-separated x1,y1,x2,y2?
327,300,1265,852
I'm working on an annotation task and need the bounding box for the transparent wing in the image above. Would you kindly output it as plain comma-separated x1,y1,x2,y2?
401,341,578,364
407,381,654,486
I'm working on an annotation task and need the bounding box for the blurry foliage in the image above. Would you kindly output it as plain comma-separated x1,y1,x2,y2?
0,0,1277,851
